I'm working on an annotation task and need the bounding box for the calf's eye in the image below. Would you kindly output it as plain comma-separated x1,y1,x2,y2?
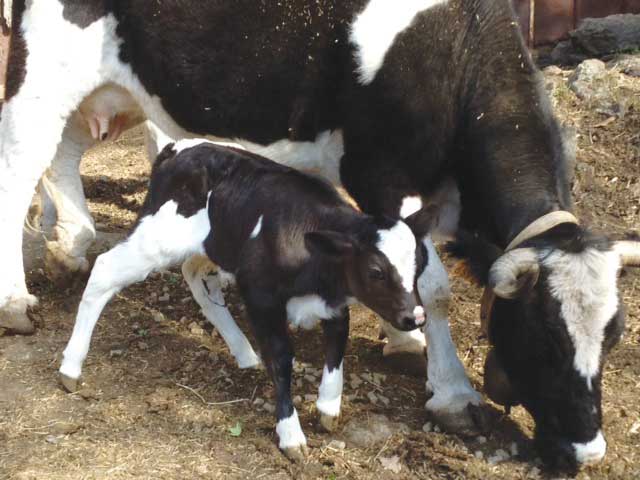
369,267,385,281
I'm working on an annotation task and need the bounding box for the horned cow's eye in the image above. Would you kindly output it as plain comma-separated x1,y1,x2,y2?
369,267,385,281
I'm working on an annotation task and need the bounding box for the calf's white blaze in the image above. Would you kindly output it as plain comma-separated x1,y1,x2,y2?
276,409,307,449
544,248,620,390
350,0,448,84
376,222,417,293
573,430,606,464
316,362,344,417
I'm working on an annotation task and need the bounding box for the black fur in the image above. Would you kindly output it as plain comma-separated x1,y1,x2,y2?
5,0,26,101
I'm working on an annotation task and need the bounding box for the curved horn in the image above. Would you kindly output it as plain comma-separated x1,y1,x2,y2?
488,248,540,299
613,241,640,267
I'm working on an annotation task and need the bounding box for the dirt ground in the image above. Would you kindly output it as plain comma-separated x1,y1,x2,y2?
1,62,639,480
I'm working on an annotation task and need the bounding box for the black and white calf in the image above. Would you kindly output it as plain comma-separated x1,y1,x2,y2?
59,140,433,459
3,0,640,469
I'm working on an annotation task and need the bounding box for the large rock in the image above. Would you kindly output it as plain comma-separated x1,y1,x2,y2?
568,59,628,117
608,54,640,78
570,14,640,57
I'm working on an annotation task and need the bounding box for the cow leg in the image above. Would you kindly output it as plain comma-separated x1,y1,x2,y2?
41,112,97,286
316,310,349,432
418,237,483,434
143,120,175,165
247,303,307,462
59,202,208,391
181,255,261,369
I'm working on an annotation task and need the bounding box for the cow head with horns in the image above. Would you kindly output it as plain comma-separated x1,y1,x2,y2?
448,212,640,472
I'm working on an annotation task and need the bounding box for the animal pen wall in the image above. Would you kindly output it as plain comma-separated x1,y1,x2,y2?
0,1,640,99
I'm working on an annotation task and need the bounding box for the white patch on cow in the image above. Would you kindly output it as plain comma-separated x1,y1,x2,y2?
544,248,620,389
250,215,264,239
350,0,447,84
60,200,210,380
376,222,417,293
400,196,423,218
276,409,307,449
235,130,344,186
173,137,245,154
286,295,343,330
417,237,482,413
316,362,344,417
573,430,606,465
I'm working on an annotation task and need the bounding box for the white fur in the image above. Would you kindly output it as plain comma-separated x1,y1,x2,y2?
286,295,343,330
276,409,307,449
544,248,620,390
60,201,210,379
376,221,417,293
235,130,344,185
316,362,344,417
181,256,260,369
173,137,244,154
573,430,606,464
250,215,263,239
418,237,482,413
400,196,423,218
350,0,447,84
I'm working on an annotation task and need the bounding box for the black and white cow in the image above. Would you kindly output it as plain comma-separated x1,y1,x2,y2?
59,140,433,460
1,0,639,470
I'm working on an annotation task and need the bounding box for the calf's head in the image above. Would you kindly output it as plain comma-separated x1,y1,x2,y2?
449,225,640,471
305,208,436,331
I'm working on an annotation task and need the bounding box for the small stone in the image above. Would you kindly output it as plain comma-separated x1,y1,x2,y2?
327,440,346,450
293,395,302,406
296,379,303,389
350,378,362,389
109,348,124,358
379,455,402,474
138,341,148,351
422,422,433,433
52,422,81,435
304,374,316,383
304,394,318,402
158,293,170,302
434,425,441,433
152,311,165,323
45,435,62,445
377,394,390,406
163,286,169,293
367,391,378,404
132,323,141,331
208,352,219,362
629,420,640,435
529,466,541,478
360,372,372,382
477,435,487,444
474,450,484,460
344,394,358,402
373,373,387,385
262,402,275,414
252,397,264,407
189,322,204,336
180,297,191,304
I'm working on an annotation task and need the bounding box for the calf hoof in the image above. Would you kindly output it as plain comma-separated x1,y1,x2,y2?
0,309,35,334
383,349,427,378
282,445,309,463
44,242,90,287
319,414,340,433
59,373,80,393
236,352,262,370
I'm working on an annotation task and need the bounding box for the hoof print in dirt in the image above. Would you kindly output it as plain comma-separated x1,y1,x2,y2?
319,414,340,433
382,351,427,378
283,445,309,463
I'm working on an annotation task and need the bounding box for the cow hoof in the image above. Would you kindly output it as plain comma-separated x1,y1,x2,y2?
0,309,35,334
44,242,90,287
237,353,262,370
282,445,309,463
319,414,340,432
383,349,427,377
428,402,491,436
59,373,80,393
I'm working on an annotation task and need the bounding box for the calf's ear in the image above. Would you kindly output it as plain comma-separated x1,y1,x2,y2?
305,231,355,261
404,205,438,240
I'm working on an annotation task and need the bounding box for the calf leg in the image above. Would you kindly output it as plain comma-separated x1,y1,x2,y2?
42,112,97,285
181,255,261,369
316,310,349,432
418,237,483,434
59,202,209,390
247,302,307,461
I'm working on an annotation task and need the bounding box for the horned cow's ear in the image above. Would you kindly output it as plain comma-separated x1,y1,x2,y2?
404,205,438,240
444,230,503,286
305,231,355,261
